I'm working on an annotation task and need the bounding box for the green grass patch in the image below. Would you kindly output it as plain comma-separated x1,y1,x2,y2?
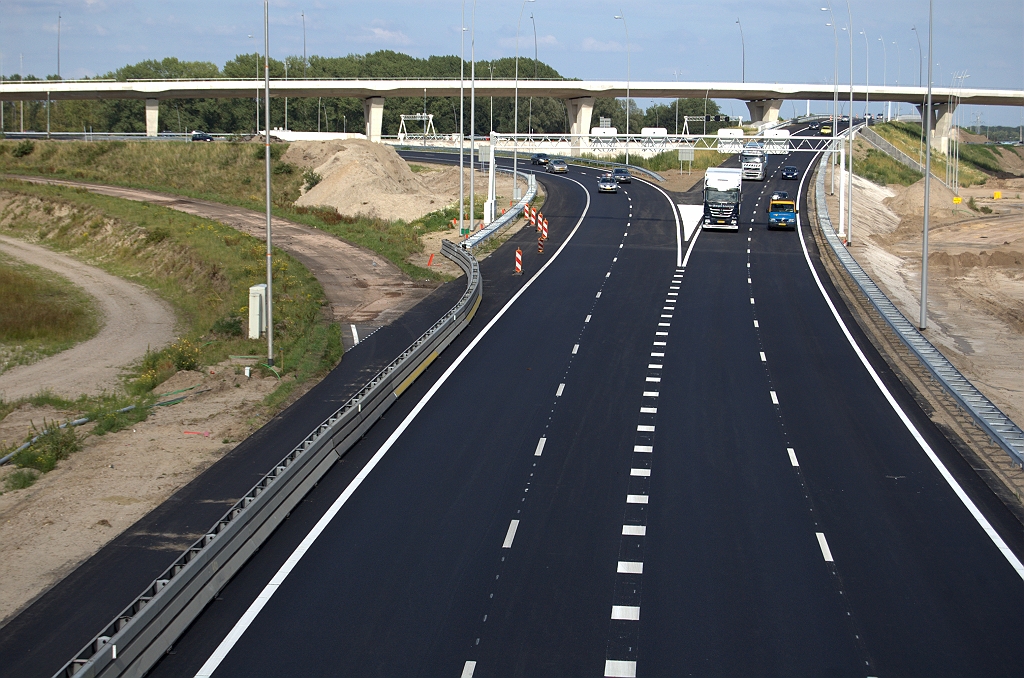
871,122,987,187
0,252,100,375
11,418,81,473
578,149,724,175
4,468,38,491
954,143,1006,174
853,148,924,186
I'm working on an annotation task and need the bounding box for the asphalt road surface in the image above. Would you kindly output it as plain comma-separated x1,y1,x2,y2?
135,136,1024,678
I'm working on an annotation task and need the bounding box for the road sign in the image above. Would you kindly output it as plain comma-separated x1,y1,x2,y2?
678,147,695,162
952,196,962,204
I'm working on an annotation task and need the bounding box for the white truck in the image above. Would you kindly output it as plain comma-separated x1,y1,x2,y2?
740,141,766,181
702,167,743,231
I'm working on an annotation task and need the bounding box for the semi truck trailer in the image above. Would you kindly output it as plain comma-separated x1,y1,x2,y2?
702,167,743,231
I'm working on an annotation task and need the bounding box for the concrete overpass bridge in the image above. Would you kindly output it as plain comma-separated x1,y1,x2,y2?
2,78,1021,153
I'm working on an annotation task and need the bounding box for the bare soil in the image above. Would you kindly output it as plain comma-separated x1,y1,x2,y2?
0,235,175,400
0,363,280,625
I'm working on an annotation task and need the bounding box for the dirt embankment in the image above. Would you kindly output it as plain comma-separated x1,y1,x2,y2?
825,168,1024,429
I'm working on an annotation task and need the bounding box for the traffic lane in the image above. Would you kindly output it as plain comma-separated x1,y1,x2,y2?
641,224,863,674
750,201,1024,672
440,177,678,674
146,168,599,677
154,174,626,675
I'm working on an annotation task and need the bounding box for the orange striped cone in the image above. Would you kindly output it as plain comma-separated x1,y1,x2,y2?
514,248,523,274
541,219,549,240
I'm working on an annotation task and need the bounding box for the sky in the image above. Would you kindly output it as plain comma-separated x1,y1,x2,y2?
3,0,1023,127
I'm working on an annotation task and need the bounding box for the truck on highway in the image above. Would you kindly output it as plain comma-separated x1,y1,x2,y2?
702,167,743,231
740,141,766,181
766,198,797,229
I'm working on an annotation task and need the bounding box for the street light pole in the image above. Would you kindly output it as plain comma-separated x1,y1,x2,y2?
822,5,838,196
57,13,61,79
893,39,901,119
860,31,870,119
844,0,854,246
263,0,274,366
470,0,477,233
735,18,745,83
301,11,306,76
513,0,535,202
879,36,888,121
920,0,934,331
460,2,466,232
614,11,631,165
529,12,537,134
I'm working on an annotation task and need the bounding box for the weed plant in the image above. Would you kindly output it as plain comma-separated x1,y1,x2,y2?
12,418,80,472
4,468,38,491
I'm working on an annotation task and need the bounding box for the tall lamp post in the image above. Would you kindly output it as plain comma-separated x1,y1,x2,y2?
513,0,535,201
614,11,631,165
860,31,870,119
879,36,888,121
822,5,839,196
469,0,477,234
249,35,258,135
529,12,537,134
893,39,901,119
920,0,934,330
735,18,745,83
459,2,466,233
57,13,61,78
262,0,274,366
843,0,854,246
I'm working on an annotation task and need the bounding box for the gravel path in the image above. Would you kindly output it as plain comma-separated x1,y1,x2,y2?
0,236,175,400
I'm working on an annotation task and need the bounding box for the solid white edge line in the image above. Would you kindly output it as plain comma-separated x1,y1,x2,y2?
682,224,703,268
502,519,520,548
795,156,1024,580
638,176,683,266
192,175,596,678
350,324,359,345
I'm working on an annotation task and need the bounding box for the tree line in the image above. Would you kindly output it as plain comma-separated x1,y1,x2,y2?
0,51,728,137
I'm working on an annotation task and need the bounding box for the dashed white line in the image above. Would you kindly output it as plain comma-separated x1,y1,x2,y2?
667,291,678,296
663,306,674,311
556,383,565,397
660,314,673,319
658,322,671,327
645,376,661,383
630,468,651,477
637,425,655,432
747,249,751,254
647,364,662,369
611,605,641,620
613,257,618,262
770,390,779,405
461,660,477,678
640,406,657,413
572,344,579,354
788,448,799,466
750,298,755,304
650,352,664,358
656,331,669,336
606,272,611,278
669,285,680,290
753,320,759,328
760,351,767,362
626,494,649,504
816,532,835,562
604,660,637,677
535,437,547,456
585,314,592,323
633,445,653,453
502,520,520,548
748,278,752,284
642,391,659,397
617,561,644,574
653,341,666,346
596,291,602,298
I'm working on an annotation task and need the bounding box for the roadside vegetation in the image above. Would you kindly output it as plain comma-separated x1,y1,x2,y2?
0,252,100,375
869,122,988,186
0,139,452,282
853,147,924,187
578,149,724,175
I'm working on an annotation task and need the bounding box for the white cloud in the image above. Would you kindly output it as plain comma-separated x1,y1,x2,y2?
581,37,623,52
354,23,411,46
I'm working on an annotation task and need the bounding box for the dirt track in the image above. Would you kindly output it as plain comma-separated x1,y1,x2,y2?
9,176,435,334
0,236,175,400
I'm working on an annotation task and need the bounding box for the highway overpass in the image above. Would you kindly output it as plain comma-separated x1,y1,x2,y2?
3,78,1021,147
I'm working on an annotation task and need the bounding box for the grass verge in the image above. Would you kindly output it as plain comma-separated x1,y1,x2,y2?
0,251,100,375
853,148,924,186
870,122,987,187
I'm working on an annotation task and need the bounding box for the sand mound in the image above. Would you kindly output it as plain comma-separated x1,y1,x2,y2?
885,178,959,221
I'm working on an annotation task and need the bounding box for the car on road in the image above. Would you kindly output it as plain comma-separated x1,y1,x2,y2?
191,131,215,142
808,121,821,130
531,153,550,166
781,166,800,180
597,174,618,193
546,159,568,173
767,199,797,229
611,168,632,183
769,190,789,202
819,124,833,136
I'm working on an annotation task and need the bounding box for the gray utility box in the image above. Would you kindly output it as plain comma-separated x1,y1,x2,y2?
248,284,267,339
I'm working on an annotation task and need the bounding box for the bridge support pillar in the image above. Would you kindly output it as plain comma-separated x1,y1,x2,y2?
363,97,385,142
565,96,594,154
145,99,159,137
745,99,784,125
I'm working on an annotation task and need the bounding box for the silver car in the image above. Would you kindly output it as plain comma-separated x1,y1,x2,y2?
597,174,618,193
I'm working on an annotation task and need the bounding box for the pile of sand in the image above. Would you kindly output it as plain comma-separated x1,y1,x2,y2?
885,178,959,221
283,140,472,223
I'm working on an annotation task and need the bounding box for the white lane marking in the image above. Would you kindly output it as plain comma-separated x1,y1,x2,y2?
682,225,703,267
642,391,659,397
637,425,655,432
747,248,751,254
646,377,661,383
760,351,767,362
556,383,565,397
653,341,667,346
770,390,779,405
651,352,664,357
350,324,360,345
658,322,670,327
648,363,663,369
604,660,637,677
462,661,477,678
750,298,755,304
623,232,628,237
638,175,683,266
617,561,644,574
611,605,641,620
668,291,678,296
656,331,669,336
747,262,750,268
535,437,547,456
502,520,521,548
190,173,597,678
606,272,611,278
630,468,651,477
585,314,592,323
795,163,1024,579
633,445,653,453
748,237,752,242
748,278,752,284
753,320,759,328
572,344,579,354
622,525,646,536
596,291,602,298
640,406,658,413
816,532,835,562
670,286,680,290
613,257,618,262
626,494,649,504
660,314,673,319
619,244,623,249
788,448,799,466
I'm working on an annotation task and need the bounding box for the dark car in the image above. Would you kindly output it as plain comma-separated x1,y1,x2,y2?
597,174,618,193
808,121,821,130
531,153,550,165
191,131,214,142
611,168,632,183
781,166,800,180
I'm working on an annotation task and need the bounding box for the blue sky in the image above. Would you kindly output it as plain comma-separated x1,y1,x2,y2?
4,0,1023,126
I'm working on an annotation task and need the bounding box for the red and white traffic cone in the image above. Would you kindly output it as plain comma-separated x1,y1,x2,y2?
514,248,523,274
541,219,549,240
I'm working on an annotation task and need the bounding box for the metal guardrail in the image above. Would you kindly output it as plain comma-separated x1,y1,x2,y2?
812,153,1024,467
463,167,537,250
54,240,483,678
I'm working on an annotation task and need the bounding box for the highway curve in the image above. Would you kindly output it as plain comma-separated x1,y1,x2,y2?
135,140,1024,677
